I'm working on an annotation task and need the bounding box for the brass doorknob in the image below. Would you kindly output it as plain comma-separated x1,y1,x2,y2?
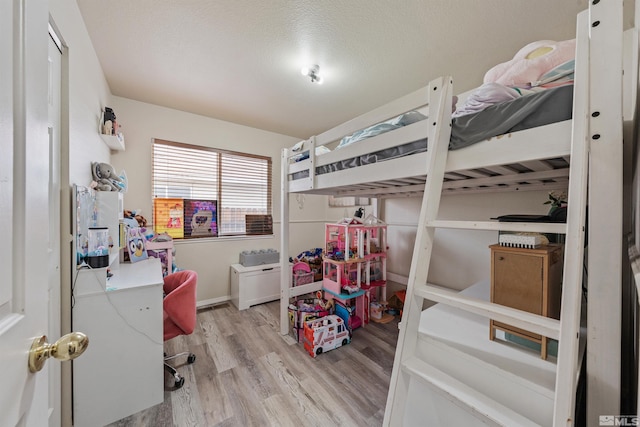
28,332,89,373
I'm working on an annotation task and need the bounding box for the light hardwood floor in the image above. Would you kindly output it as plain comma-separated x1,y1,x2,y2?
108,300,400,427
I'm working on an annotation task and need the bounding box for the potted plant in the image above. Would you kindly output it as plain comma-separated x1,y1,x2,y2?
544,191,567,222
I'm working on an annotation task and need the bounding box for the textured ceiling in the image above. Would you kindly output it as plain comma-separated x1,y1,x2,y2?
76,0,591,139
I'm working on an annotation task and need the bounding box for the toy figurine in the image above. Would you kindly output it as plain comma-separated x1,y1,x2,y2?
91,161,125,192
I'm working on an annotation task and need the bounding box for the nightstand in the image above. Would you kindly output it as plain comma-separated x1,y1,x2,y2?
489,243,564,359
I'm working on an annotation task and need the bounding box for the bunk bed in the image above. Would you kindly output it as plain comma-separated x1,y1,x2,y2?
280,66,578,314
280,2,637,425
283,83,573,200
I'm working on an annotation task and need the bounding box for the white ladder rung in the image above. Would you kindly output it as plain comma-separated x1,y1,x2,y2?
402,357,542,427
427,220,567,234
415,282,561,340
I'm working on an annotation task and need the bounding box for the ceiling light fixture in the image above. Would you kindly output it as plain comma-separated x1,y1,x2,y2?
301,64,323,84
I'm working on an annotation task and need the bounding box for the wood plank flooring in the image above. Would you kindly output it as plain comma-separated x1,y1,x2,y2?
108,300,400,427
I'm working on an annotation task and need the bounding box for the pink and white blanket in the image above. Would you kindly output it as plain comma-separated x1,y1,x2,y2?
454,39,576,118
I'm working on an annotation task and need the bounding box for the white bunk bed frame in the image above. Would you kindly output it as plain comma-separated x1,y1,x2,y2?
280,1,637,425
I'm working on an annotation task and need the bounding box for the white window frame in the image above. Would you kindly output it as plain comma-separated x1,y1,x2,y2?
152,138,272,238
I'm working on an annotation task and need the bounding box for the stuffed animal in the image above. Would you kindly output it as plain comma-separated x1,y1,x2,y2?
91,161,123,191
124,209,148,227
483,39,576,87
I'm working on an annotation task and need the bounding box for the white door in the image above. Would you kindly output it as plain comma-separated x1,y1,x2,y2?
47,25,63,427
0,1,56,425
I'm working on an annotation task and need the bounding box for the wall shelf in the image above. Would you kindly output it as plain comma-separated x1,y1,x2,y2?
99,108,125,151
100,132,125,151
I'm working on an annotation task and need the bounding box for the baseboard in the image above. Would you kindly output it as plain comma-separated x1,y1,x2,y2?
387,271,408,286
197,295,230,309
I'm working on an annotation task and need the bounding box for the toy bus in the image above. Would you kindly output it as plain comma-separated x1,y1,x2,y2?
303,314,350,358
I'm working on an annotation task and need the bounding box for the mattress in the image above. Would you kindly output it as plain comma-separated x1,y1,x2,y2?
450,83,573,150
297,84,573,179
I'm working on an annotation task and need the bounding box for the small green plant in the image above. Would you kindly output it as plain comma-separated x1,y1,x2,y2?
544,191,567,210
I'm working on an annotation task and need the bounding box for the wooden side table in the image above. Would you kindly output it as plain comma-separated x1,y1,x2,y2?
489,243,564,359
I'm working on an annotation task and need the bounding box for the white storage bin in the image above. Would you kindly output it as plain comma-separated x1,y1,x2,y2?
239,249,279,267
230,263,281,310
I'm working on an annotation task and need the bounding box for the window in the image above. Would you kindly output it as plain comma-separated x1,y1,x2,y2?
152,139,272,238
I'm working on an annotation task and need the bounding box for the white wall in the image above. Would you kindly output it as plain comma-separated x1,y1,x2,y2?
50,0,561,308
49,0,331,306
109,97,330,304
50,0,112,185
384,190,555,290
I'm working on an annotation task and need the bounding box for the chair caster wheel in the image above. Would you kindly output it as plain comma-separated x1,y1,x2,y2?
174,375,184,389
187,354,196,364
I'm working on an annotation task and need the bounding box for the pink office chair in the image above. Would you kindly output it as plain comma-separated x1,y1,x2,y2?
163,270,198,389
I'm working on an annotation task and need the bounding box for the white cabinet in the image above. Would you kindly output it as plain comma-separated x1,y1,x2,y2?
72,258,164,427
230,263,281,310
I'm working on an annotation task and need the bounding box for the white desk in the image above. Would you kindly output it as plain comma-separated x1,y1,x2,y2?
72,258,164,427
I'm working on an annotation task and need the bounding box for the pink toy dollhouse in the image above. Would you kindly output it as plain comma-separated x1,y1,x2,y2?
322,216,387,328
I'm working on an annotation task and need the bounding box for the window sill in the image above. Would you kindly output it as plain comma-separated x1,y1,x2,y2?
173,234,275,245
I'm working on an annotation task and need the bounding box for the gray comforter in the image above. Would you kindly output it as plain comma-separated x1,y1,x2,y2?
301,84,573,177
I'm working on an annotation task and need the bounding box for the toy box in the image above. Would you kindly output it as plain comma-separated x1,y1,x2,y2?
239,248,279,267
289,308,327,343
292,248,323,280
292,261,314,287
287,293,334,342
293,271,314,287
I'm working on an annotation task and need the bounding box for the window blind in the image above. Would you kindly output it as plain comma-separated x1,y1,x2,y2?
152,139,272,237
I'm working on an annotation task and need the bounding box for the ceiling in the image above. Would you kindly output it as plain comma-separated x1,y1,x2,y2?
76,1,591,140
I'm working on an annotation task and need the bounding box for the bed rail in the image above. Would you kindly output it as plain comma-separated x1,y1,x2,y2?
283,84,578,199
315,85,433,148
283,84,433,194
285,121,573,199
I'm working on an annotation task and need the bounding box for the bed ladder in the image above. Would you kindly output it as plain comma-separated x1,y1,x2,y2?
383,66,590,425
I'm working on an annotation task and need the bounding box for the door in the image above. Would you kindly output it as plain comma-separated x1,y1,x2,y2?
47,25,63,427
0,1,54,425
